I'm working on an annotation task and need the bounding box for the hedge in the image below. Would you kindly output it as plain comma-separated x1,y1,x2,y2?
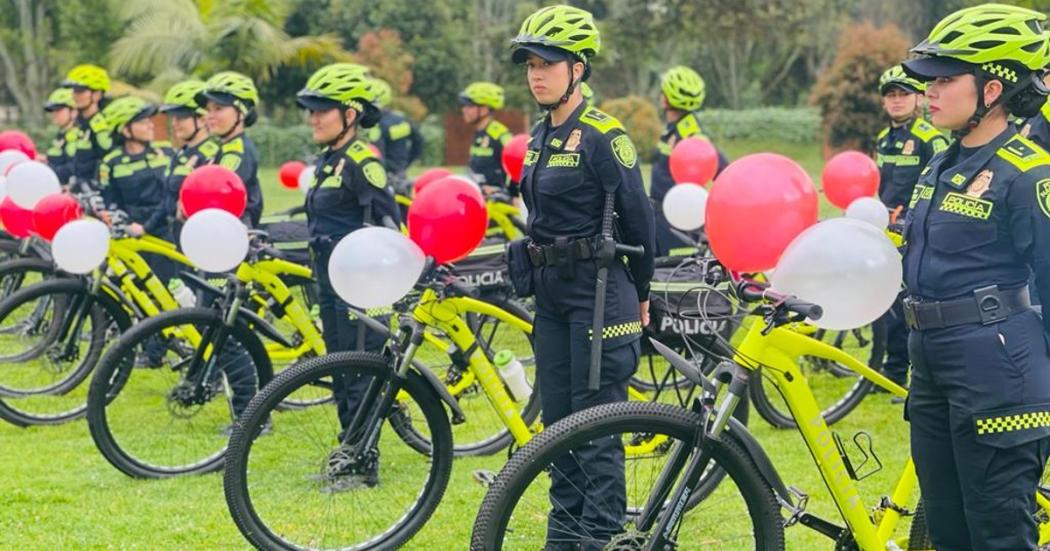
696,107,820,144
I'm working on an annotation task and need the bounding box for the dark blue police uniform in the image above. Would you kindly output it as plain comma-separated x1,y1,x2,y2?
470,119,512,193
649,111,728,256
99,143,174,244
902,127,1050,550
367,110,423,192
47,125,80,186
518,102,655,547
1019,101,1050,152
72,111,112,189
214,134,263,228
306,138,400,430
874,117,949,387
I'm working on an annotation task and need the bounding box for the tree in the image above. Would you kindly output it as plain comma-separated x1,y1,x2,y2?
599,95,662,163
352,30,427,121
0,0,56,125
108,0,351,96
810,22,909,154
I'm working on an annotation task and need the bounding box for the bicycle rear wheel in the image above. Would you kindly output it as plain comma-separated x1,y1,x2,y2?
749,323,879,429
471,401,783,550
86,307,273,478
224,352,453,551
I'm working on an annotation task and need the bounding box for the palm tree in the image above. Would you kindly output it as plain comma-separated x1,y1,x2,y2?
108,0,350,91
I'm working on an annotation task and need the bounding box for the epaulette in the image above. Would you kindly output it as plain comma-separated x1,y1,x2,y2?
674,112,705,139
910,119,945,143
346,140,377,164
486,120,510,140
998,134,1050,173
198,140,220,159
221,138,244,154
579,106,624,134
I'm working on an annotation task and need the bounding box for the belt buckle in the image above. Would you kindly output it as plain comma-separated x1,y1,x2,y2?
973,285,1005,325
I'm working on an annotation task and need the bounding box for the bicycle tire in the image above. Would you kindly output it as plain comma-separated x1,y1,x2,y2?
86,307,274,478
391,297,540,457
224,351,453,551
470,400,784,550
748,323,882,429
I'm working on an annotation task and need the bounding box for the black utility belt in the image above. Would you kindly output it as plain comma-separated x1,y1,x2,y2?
527,237,596,268
903,285,1030,331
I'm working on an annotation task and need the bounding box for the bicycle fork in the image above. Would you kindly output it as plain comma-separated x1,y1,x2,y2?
637,363,751,549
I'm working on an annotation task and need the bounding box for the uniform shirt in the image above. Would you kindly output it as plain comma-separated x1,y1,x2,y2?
650,112,729,203
214,133,263,227
305,138,400,242
367,110,423,174
875,117,948,211
98,143,173,236
902,127,1050,334
163,138,220,232
47,125,80,185
1018,101,1050,153
520,102,656,301
469,119,512,189
72,110,113,186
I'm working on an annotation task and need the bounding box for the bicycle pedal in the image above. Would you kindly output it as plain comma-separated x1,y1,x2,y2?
472,469,496,487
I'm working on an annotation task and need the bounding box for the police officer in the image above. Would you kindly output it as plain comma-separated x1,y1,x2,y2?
650,66,729,256
874,65,949,393
62,64,112,191
297,63,399,487
159,79,219,240
195,71,264,227
510,5,655,548
42,88,80,186
459,81,513,195
366,77,423,194
1018,67,1050,149
900,5,1050,549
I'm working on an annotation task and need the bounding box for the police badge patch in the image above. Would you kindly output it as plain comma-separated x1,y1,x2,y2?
1037,179,1050,218
363,162,387,188
564,128,582,152
611,134,637,169
902,140,915,155
966,169,993,198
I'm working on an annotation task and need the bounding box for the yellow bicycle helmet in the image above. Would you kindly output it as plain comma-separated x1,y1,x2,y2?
661,66,706,111
879,65,926,95
102,96,157,136
297,63,380,132
370,78,393,110
161,80,207,116
44,88,76,112
62,64,110,92
459,82,505,110
511,5,600,64
197,71,259,113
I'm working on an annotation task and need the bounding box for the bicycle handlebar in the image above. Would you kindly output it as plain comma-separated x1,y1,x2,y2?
736,280,823,321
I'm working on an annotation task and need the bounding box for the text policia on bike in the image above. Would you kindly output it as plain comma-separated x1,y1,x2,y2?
898,5,1050,550
507,4,656,549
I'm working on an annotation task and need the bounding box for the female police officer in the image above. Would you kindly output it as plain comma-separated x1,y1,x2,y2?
297,63,399,488
900,5,1050,549
509,5,655,548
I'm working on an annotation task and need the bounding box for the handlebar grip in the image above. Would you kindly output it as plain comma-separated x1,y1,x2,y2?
447,278,479,299
781,297,823,320
614,243,645,257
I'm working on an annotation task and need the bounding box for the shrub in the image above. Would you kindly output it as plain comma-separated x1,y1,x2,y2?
810,23,909,154
697,108,820,143
248,121,314,166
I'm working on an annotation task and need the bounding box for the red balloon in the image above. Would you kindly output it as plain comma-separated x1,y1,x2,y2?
413,168,453,196
408,177,488,263
279,161,306,190
0,196,34,238
822,151,880,209
31,193,82,241
368,144,383,159
706,153,819,272
0,130,36,160
179,165,247,218
669,137,719,186
501,134,530,184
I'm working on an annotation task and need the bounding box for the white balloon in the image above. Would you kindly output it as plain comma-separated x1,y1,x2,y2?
663,183,709,231
180,209,249,272
328,227,425,308
771,218,901,330
0,150,29,176
845,196,890,229
6,161,60,209
298,164,315,195
0,176,7,200
52,219,110,274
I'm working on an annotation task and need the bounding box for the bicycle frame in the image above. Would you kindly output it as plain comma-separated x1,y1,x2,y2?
485,201,524,240
237,259,325,362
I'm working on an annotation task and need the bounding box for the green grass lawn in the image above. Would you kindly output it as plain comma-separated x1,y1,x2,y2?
0,140,920,549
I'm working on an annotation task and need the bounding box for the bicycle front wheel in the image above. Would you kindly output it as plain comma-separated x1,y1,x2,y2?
224,352,453,551
87,307,273,478
471,401,784,550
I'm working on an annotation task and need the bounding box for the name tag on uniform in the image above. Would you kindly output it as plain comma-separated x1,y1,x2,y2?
939,192,993,220
524,150,539,166
546,153,580,168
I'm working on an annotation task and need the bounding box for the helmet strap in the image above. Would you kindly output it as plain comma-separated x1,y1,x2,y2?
537,63,580,111
219,110,243,141
324,108,356,148
961,71,1029,137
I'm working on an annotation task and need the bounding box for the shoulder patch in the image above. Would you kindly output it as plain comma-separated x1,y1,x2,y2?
219,154,241,171
221,138,244,154
1037,179,1050,219
346,141,375,164
998,135,1050,173
877,127,890,140
579,106,624,134
611,134,637,169
362,161,387,188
